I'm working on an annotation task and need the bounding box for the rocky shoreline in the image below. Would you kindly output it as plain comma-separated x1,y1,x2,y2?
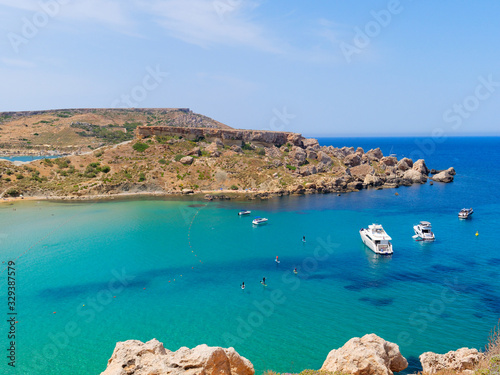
99,334,485,375
0,134,455,202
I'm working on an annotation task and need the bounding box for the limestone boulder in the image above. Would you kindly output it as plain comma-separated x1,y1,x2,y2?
380,156,398,167
179,156,194,165
317,151,333,167
419,348,484,374
344,154,361,167
290,147,307,166
321,334,408,375
230,145,243,153
413,159,429,175
101,339,254,375
350,164,374,177
306,149,318,160
302,138,320,150
403,168,427,184
364,174,384,187
355,147,365,155
431,167,455,183
365,148,383,161
186,147,201,156
397,158,413,171
206,142,221,157
299,165,318,176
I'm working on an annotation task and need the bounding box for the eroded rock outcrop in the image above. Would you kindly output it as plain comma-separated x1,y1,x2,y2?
100,339,254,375
321,334,408,375
431,167,455,183
419,348,484,374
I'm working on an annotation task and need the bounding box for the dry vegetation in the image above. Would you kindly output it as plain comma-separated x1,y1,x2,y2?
0,108,229,155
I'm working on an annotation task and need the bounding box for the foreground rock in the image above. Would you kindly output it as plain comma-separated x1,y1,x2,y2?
419,348,484,374
100,339,254,375
321,334,408,375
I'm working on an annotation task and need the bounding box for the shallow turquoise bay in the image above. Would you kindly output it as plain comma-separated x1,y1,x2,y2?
0,137,499,374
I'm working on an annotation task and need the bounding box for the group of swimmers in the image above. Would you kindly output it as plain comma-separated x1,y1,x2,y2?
240,236,305,290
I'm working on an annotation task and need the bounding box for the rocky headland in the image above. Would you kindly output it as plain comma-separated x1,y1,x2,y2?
0,124,454,201
99,334,493,375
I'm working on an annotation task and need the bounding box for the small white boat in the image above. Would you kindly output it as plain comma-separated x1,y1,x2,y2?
413,221,435,241
359,224,393,255
252,217,268,225
238,210,251,216
458,208,473,219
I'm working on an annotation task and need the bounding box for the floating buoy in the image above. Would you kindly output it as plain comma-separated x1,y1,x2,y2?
395,192,399,196
113,296,116,298
53,312,56,314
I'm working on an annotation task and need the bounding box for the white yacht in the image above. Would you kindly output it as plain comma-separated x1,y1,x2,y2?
458,208,473,219
238,210,251,216
360,224,393,255
413,221,435,241
252,217,268,225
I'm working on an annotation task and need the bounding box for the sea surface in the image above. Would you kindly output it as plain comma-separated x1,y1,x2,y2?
0,137,499,375
0,155,60,162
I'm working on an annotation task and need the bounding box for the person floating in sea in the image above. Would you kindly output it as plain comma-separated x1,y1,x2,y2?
241,282,245,290
294,267,298,274
302,236,306,243
275,256,280,264
261,277,266,286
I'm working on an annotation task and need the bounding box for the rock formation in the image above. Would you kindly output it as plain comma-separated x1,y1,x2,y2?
320,334,408,375
419,348,484,374
431,167,456,183
100,339,254,375
136,126,304,148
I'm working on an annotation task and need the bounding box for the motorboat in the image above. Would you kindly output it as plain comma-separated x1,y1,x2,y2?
359,224,393,255
413,221,435,241
238,210,251,216
252,217,268,225
458,208,473,219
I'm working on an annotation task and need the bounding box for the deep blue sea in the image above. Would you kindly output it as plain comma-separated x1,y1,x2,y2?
0,137,499,375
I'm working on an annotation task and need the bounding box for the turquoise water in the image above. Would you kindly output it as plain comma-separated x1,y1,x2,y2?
0,137,499,374
0,155,60,162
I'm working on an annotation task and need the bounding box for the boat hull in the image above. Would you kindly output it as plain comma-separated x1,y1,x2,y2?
360,230,393,255
413,225,435,241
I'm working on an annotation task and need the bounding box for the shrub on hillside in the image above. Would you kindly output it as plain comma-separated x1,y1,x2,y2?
133,142,149,152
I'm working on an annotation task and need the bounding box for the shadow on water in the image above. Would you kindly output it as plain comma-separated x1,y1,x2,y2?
404,356,423,375
358,296,394,306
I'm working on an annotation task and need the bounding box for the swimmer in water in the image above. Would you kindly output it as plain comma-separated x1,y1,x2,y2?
241,282,245,290
275,256,280,263
302,236,306,242
294,267,298,274
261,277,266,285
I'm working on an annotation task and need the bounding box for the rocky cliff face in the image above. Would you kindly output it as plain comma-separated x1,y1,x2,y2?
136,126,304,147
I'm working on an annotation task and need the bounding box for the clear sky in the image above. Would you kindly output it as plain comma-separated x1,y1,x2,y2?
1,1,499,136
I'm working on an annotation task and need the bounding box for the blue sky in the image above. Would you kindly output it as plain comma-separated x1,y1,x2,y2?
1,0,499,136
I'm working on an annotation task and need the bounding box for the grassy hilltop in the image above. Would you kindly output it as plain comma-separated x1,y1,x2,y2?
0,108,230,154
